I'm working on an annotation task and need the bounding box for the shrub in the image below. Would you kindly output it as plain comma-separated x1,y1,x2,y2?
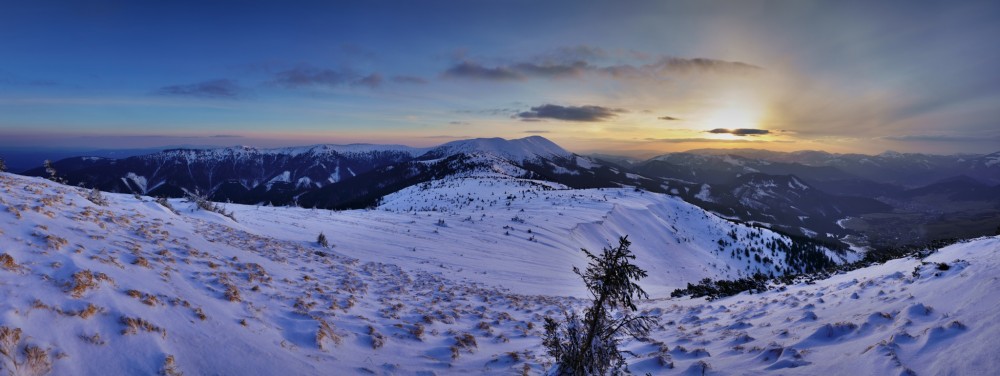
317,232,329,248
86,187,109,206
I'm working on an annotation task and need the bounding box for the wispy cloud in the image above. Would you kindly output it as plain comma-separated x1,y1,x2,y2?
270,66,382,89
706,128,770,136
155,79,244,98
442,55,761,82
658,116,680,121
517,104,625,122
392,75,428,84
443,61,522,81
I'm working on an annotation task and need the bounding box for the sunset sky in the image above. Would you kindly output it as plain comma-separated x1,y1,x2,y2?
1,0,999,157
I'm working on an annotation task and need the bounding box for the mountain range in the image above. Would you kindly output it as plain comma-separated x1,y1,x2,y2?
15,136,1000,250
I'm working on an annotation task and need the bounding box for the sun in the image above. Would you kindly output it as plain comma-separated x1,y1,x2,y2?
699,94,765,133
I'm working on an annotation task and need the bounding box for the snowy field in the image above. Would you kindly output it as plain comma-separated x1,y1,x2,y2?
0,171,997,375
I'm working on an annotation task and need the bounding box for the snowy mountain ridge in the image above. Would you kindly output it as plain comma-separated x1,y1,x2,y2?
422,136,574,163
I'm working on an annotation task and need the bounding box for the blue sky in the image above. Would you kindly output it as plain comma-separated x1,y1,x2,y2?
1,0,998,156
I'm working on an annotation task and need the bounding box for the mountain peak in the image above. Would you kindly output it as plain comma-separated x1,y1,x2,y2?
424,136,572,162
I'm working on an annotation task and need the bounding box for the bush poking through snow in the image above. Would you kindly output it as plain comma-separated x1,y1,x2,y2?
0,326,53,376
85,187,109,206
155,197,179,215
184,191,236,221
542,236,655,375
317,232,329,248
42,160,64,184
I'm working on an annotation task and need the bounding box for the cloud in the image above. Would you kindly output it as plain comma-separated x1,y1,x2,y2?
270,66,381,89
353,73,383,88
444,60,586,80
524,130,550,134
658,116,680,121
392,75,428,84
510,61,589,78
455,108,521,116
443,61,522,81
155,79,243,98
448,121,470,125
443,55,761,82
643,137,788,144
706,128,770,136
517,104,625,122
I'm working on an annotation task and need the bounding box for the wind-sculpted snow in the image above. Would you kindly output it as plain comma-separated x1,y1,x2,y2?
0,171,995,375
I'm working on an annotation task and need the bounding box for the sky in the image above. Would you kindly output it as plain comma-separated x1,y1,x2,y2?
1,0,999,157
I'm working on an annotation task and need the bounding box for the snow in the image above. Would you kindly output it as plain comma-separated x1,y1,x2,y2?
265,171,291,190
0,171,994,375
695,184,715,202
788,177,809,190
123,172,148,194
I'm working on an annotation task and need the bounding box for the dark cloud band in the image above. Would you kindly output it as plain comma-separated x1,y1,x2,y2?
707,128,770,136
155,79,243,98
517,104,625,122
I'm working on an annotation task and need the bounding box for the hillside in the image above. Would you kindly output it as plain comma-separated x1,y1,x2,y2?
0,170,997,374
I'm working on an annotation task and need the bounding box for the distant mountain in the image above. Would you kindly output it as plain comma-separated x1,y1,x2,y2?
896,175,1000,201
420,136,572,162
682,148,1000,187
23,144,425,205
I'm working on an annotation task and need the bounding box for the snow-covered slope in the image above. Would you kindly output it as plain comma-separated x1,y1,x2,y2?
624,236,1000,375
0,171,995,375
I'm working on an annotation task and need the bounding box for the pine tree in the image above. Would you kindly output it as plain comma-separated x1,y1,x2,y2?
543,236,655,375
43,160,64,183
317,232,329,248
0,157,6,172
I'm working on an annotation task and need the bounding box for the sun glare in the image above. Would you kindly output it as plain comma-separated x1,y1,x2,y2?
700,99,764,132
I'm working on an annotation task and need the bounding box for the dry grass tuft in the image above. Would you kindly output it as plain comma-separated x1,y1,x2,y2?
315,317,341,350
0,326,52,375
132,257,151,268
125,289,160,306
368,325,386,350
450,332,478,359
0,253,18,271
79,332,105,346
23,345,52,375
223,284,241,302
120,316,165,338
77,304,101,319
68,270,113,298
42,234,68,251
160,354,182,376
